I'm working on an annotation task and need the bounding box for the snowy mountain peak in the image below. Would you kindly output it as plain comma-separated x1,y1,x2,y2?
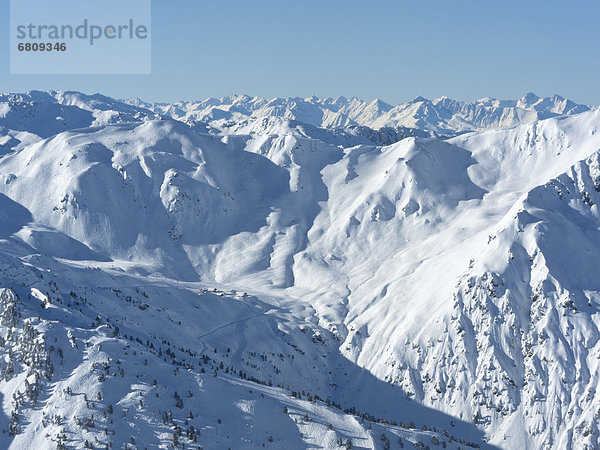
367,98,394,111
519,91,540,105
409,95,429,103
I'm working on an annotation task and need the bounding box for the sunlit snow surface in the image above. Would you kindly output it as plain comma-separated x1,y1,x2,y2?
0,91,598,449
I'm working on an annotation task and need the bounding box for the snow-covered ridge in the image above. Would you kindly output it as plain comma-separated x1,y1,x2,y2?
0,91,599,448
126,92,589,134
0,89,589,156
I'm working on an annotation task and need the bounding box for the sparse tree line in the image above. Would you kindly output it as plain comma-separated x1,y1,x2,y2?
0,281,482,449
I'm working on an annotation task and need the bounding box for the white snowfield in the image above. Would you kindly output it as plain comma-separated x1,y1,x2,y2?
0,91,598,449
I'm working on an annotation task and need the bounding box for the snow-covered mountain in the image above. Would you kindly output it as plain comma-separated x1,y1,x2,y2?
127,92,589,135
0,91,161,156
0,90,599,449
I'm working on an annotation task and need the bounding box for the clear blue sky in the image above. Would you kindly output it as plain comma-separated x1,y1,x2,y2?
2,0,599,105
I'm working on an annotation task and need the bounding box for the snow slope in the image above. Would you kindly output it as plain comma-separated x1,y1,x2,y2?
0,91,599,449
0,91,160,155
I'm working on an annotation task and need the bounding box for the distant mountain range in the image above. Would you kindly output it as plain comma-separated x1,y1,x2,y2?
0,90,590,153
126,92,590,135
